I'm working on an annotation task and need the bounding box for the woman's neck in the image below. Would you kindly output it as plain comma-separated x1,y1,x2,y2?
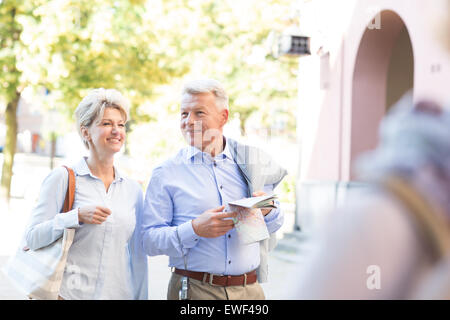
86,153,115,179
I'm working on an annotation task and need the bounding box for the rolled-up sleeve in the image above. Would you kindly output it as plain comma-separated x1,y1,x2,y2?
141,166,199,258
25,167,81,251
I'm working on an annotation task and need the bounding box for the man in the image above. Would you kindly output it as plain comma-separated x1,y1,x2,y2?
141,79,287,300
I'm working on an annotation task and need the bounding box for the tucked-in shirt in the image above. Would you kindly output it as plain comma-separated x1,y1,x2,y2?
142,139,284,275
25,157,148,300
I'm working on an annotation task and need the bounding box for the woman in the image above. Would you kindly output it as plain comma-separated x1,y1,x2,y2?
25,88,148,299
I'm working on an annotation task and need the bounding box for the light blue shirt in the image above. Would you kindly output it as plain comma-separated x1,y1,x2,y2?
142,139,283,275
25,157,148,300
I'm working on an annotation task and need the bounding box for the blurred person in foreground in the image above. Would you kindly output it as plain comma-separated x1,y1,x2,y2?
141,79,287,300
286,4,450,300
24,88,148,299
287,95,450,299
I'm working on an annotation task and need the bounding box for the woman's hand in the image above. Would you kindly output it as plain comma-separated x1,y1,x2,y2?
78,205,111,224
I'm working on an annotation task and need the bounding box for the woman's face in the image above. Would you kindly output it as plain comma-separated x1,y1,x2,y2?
85,107,126,157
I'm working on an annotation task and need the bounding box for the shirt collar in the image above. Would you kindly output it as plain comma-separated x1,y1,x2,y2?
184,136,233,162
185,145,203,160
221,138,233,161
73,157,124,181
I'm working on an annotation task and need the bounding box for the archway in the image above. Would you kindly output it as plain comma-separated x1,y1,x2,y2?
350,10,414,179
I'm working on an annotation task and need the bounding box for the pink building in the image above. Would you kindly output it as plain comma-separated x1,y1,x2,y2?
295,0,450,229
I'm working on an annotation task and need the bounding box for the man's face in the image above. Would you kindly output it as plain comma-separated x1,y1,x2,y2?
180,92,228,151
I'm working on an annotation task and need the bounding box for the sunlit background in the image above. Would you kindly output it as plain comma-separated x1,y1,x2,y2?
0,0,301,256
1,0,449,299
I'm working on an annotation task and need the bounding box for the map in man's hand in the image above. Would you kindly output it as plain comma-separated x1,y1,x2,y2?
228,194,277,245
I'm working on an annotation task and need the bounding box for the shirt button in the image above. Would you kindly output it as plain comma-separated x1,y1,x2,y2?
213,161,217,167
228,234,231,238
220,185,223,189
228,260,231,264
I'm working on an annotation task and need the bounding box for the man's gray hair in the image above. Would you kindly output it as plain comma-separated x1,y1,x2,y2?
182,79,229,111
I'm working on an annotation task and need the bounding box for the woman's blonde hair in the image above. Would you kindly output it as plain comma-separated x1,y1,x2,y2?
75,88,129,149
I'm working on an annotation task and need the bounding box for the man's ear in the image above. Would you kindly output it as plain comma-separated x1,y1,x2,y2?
221,108,229,126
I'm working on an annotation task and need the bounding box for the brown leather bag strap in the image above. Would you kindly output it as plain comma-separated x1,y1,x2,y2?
381,176,450,262
62,166,75,213
21,166,76,252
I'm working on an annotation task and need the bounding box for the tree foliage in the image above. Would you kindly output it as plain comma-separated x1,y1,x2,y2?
20,0,192,120
0,0,193,197
141,0,300,136
1,0,300,199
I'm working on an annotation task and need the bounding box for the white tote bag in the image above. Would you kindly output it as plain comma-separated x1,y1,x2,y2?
2,166,76,300
2,228,75,300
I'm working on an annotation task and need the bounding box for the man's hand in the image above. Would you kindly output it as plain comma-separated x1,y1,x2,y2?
192,205,237,238
252,191,273,216
78,205,111,224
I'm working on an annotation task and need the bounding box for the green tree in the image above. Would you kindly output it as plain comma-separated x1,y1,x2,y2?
0,0,189,199
126,0,300,201
0,0,28,199
1,0,300,200
143,0,299,136
196,0,299,137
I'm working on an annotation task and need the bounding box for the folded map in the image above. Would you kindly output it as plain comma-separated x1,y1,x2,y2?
228,194,278,209
228,194,277,245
